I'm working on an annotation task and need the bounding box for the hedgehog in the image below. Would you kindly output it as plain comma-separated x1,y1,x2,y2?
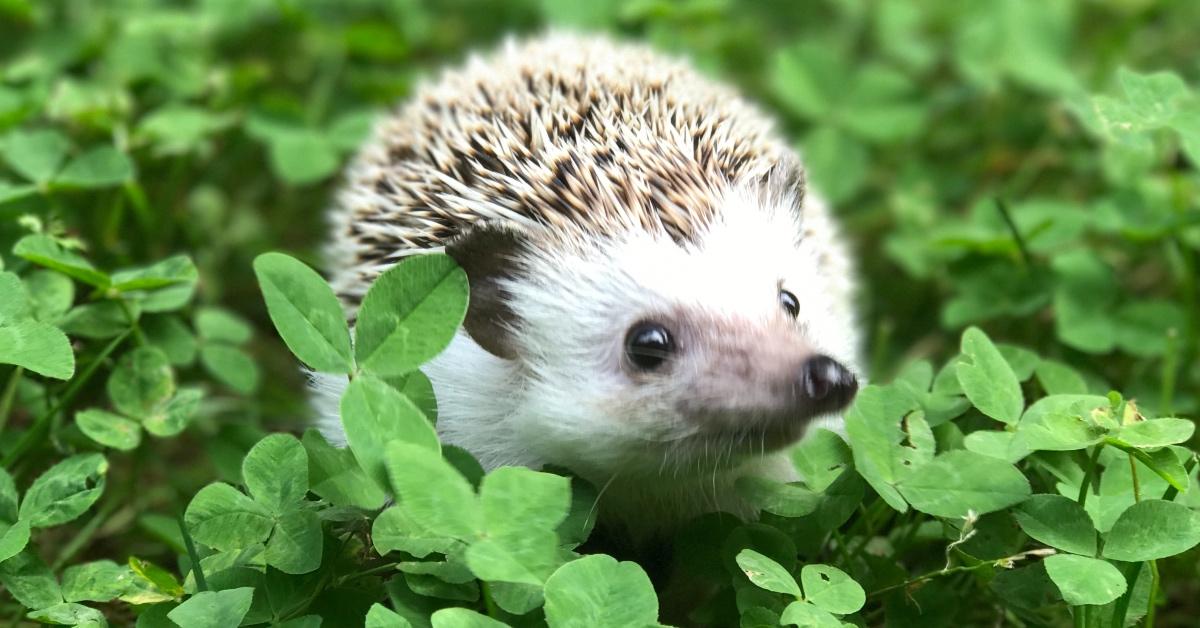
315,33,861,527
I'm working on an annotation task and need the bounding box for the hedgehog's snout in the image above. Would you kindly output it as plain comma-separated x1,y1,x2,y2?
795,355,858,419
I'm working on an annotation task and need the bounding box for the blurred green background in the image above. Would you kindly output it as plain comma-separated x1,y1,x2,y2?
1,0,1198,620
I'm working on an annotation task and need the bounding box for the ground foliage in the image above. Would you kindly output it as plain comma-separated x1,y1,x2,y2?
1,0,1199,626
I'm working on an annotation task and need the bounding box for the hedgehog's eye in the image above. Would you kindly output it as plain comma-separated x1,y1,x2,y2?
779,290,800,318
625,322,674,371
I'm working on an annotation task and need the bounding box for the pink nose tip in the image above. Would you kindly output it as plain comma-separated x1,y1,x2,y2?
800,355,858,413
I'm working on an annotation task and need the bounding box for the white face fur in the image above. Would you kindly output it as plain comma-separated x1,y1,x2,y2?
413,184,861,483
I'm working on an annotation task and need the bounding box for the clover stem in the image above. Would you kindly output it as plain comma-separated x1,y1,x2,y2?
867,561,986,598
482,581,501,618
1128,454,1141,503
179,515,208,592
1076,444,1104,508
995,198,1033,269
1145,559,1160,628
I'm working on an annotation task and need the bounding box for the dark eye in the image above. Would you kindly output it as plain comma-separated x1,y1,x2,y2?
779,290,799,318
625,322,674,370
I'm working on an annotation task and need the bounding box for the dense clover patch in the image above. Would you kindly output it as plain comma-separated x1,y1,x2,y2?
1,2,1199,626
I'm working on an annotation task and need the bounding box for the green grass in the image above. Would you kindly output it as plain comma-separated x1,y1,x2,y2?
1,1,1199,626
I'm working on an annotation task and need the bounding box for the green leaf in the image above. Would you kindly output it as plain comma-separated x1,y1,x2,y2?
264,508,323,574
480,467,571,535
341,375,439,490
1131,447,1190,491
27,602,107,626
896,450,1031,519
366,603,414,628
843,384,923,512
0,318,75,379
779,601,842,627
963,430,1031,463
1102,500,1200,561
996,343,1039,381
735,549,801,598
487,581,543,616
839,65,925,144
0,182,37,204
243,434,308,512
1043,554,1126,606
957,327,1023,424
184,482,273,551
735,476,822,518
770,42,840,119
76,408,142,451
1013,494,1096,555
1,128,70,183
384,441,480,542
791,428,852,492
0,273,71,389
1116,68,1190,128
543,555,659,628
0,467,19,521
111,255,197,293
385,370,439,424
200,344,260,394
24,269,74,323
128,556,184,600
119,258,199,313
266,129,340,185
60,301,134,339
143,387,202,438
430,607,511,628
354,254,469,377
195,307,253,344
138,105,233,154
13,234,109,287
1016,412,1106,452
465,529,561,585
142,314,198,366
20,453,108,528
1108,419,1194,449
1052,251,1116,354
1113,300,1187,357
327,110,376,151
253,252,353,374
61,559,139,603
55,145,134,187
107,346,175,420
0,469,28,561
801,564,865,615
167,587,255,628
0,550,63,609
372,505,459,559
0,519,30,563
302,429,387,510
1035,360,1088,395
801,127,868,203
0,271,31,323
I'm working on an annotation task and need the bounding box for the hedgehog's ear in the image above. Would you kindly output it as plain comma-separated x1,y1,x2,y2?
445,224,525,360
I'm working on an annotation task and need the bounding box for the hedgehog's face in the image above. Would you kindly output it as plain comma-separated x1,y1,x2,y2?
445,186,859,477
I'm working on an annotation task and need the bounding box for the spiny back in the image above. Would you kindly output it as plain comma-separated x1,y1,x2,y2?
328,33,788,304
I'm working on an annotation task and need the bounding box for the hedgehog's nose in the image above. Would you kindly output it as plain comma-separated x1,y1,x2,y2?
799,355,858,414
